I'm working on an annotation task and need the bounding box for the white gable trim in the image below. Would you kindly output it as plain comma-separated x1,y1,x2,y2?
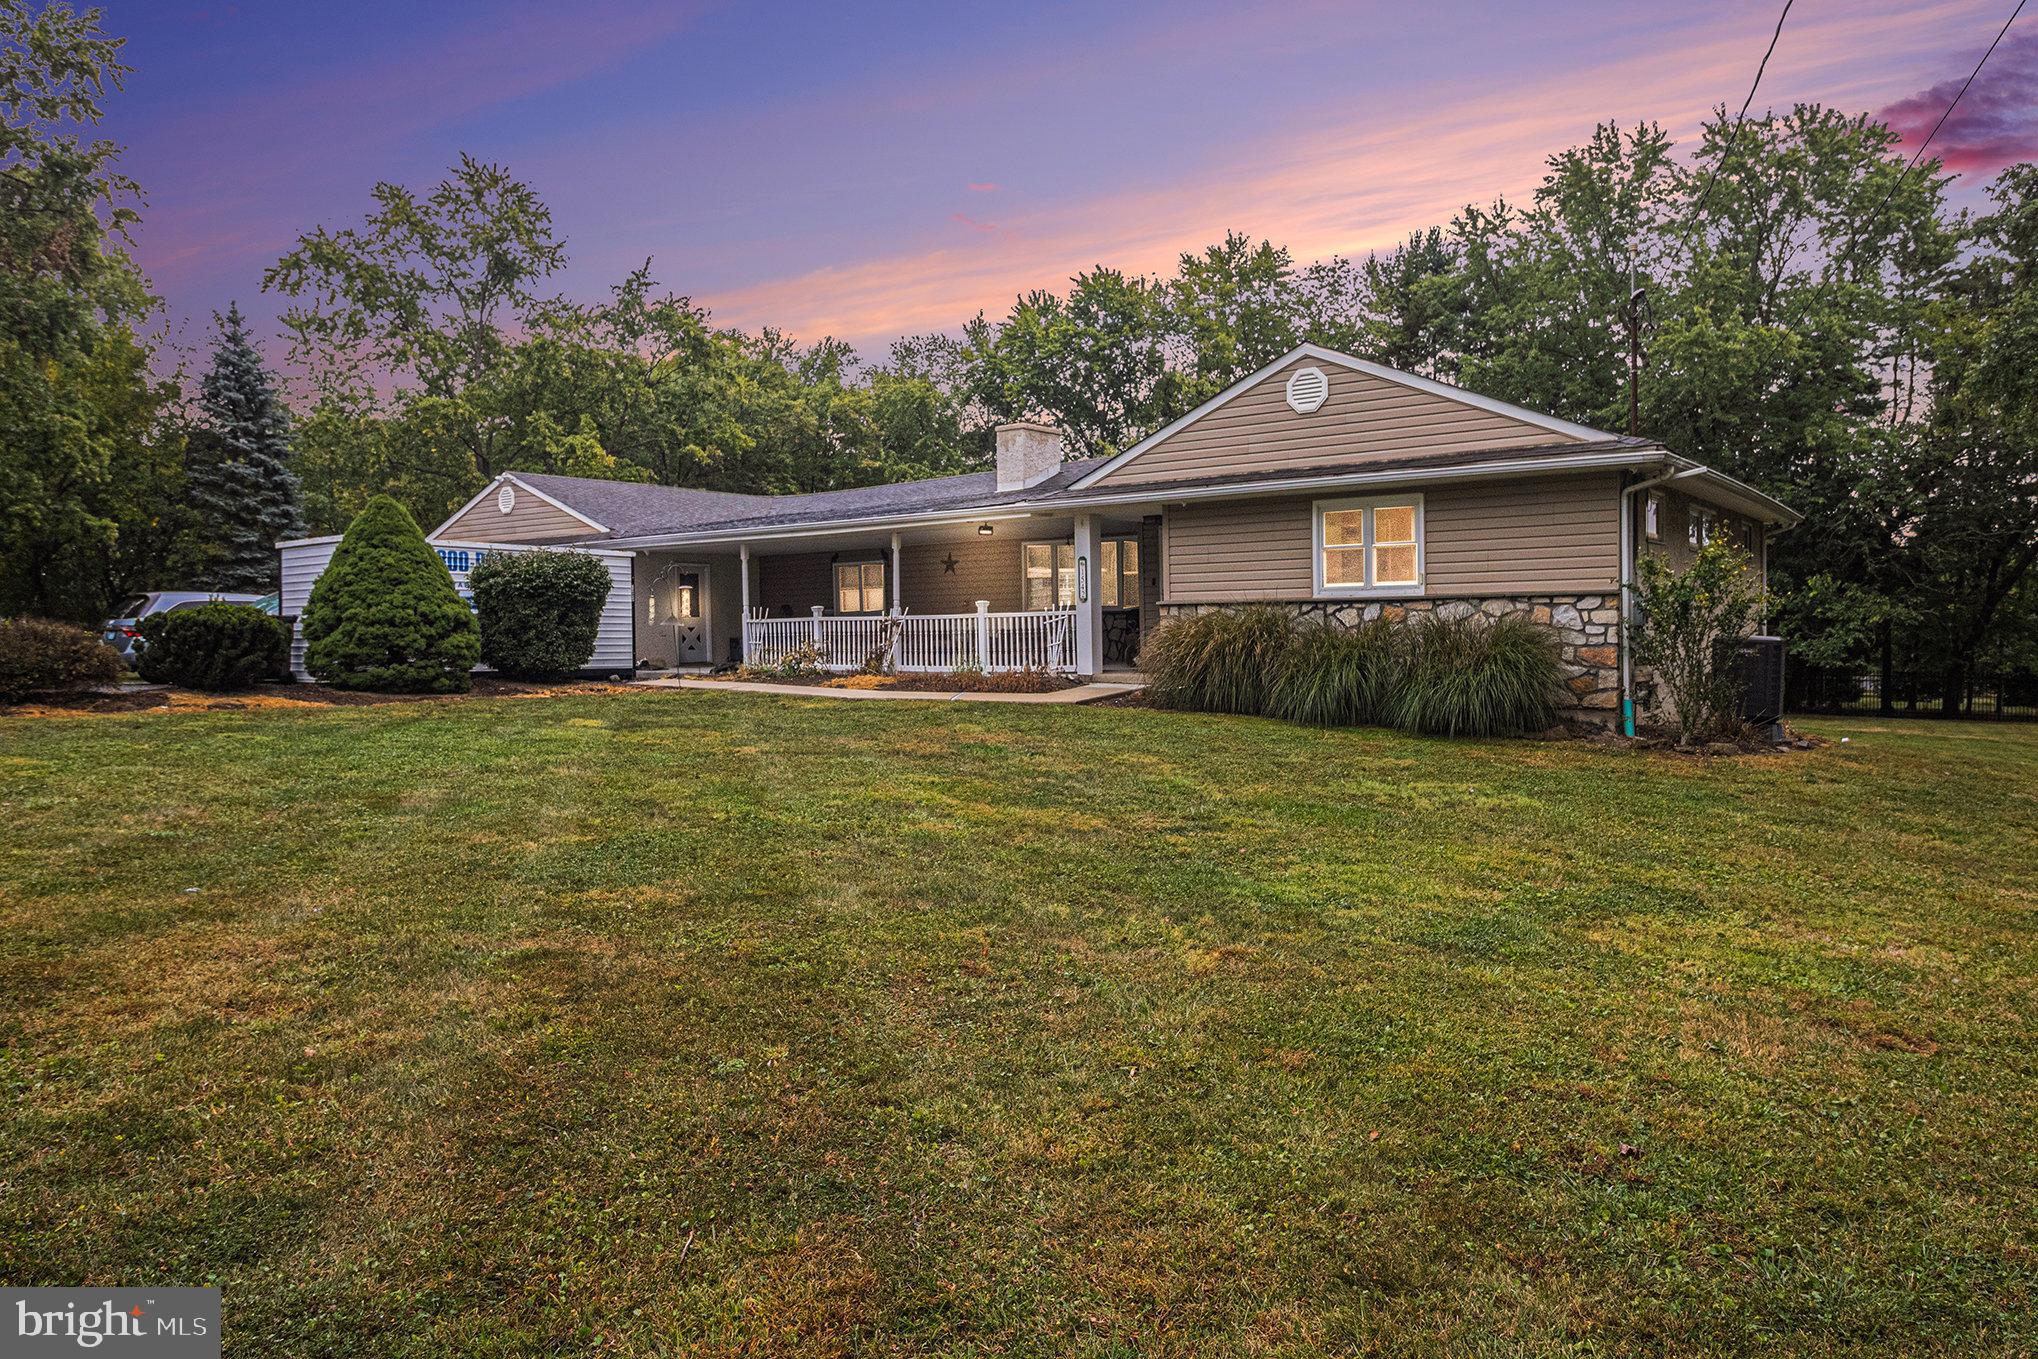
431,472,609,538
1068,343,1620,490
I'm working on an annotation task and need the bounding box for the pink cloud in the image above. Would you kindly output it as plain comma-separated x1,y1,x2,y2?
950,212,998,233
705,0,1991,349
1877,30,2038,173
967,182,1000,193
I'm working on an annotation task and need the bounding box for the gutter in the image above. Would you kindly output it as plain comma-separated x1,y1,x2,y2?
1618,463,1706,737
595,449,1669,552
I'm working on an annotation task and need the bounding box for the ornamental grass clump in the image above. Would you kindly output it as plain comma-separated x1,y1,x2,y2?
1266,618,1401,727
1386,612,1565,737
1139,606,1295,715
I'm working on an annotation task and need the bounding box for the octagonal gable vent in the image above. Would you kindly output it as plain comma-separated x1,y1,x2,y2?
497,483,517,514
1285,366,1330,414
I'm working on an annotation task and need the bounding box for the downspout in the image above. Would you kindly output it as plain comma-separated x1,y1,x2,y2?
1618,463,1707,737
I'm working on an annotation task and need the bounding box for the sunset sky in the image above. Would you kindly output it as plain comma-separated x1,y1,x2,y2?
110,0,2038,364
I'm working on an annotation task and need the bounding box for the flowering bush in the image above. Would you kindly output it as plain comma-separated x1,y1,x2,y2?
1633,539,1763,744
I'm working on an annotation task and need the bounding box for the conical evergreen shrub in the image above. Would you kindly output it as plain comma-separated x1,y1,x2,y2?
301,496,479,692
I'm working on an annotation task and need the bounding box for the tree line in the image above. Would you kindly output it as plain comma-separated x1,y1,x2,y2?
2,3,2032,703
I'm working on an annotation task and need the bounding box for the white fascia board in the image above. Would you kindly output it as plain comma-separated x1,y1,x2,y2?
1069,342,1621,489
1663,462,1803,526
430,536,636,558
1052,449,1667,512
598,507,1051,552
430,473,610,538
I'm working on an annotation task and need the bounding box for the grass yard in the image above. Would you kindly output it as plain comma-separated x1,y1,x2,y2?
2,693,2034,1357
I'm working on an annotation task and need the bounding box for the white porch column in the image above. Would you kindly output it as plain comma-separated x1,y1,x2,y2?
738,542,751,664
1073,512,1104,678
890,531,903,614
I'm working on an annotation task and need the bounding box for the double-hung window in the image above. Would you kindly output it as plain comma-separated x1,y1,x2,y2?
834,561,886,614
1315,496,1423,595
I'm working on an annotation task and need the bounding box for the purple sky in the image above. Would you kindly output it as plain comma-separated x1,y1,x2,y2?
108,1,2038,366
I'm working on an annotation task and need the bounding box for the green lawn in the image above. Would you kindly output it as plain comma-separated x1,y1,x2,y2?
2,694,2034,1356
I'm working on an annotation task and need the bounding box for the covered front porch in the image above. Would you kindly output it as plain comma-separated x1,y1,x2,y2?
719,511,1156,677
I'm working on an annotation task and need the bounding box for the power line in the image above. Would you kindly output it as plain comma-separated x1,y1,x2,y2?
1857,0,2026,235
1688,0,1795,224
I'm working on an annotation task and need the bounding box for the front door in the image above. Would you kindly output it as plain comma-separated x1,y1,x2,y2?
647,564,708,664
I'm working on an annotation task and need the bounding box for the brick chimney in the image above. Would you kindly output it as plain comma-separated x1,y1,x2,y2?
994,420,1064,492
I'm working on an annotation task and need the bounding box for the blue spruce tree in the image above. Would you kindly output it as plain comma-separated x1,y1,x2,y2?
186,303,304,591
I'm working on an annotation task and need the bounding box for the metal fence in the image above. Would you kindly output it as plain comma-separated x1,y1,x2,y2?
1787,671,2038,720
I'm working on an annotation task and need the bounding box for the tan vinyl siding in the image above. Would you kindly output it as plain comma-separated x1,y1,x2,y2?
756,551,840,615
1164,499,1315,601
441,483,599,543
1638,488,1764,584
1162,474,1622,603
899,539,1023,613
1096,356,1581,488
1425,474,1620,594
757,540,1029,615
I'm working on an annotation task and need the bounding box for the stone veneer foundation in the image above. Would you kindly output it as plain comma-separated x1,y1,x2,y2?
1157,595,1624,721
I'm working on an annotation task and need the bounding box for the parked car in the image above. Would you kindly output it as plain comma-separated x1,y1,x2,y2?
101,592,271,661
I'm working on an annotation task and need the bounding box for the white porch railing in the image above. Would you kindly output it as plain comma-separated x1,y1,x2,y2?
744,603,1072,674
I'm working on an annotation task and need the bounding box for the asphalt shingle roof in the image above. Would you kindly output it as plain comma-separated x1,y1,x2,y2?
516,457,1111,541
510,438,1670,543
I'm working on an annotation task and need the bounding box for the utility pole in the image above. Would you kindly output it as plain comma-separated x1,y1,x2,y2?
1623,285,1645,437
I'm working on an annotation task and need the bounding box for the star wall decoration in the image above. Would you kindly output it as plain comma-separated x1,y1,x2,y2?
941,553,959,573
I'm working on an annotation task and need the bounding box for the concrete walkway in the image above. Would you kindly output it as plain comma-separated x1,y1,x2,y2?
637,676,1144,704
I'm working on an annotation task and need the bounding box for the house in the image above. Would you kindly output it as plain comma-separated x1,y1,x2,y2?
278,343,1798,721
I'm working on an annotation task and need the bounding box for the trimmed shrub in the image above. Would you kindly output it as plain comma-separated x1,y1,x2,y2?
1139,606,1295,715
302,496,480,692
1386,613,1565,737
470,550,612,680
1267,618,1402,727
0,618,123,703
134,603,289,691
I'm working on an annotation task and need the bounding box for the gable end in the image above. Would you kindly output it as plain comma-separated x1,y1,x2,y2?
1080,346,1611,490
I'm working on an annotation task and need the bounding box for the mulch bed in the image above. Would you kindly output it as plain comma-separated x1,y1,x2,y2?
2,675,641,718
709,671,1079,694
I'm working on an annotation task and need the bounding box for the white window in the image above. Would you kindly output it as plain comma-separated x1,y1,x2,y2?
1689,507,1713,549
1023,542,1077,610
1314,496,1423,595
1100,538,1140,608
834,561,885,614
1645,494,1662,542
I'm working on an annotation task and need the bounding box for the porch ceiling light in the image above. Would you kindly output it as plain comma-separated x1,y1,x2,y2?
978,522,994,536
